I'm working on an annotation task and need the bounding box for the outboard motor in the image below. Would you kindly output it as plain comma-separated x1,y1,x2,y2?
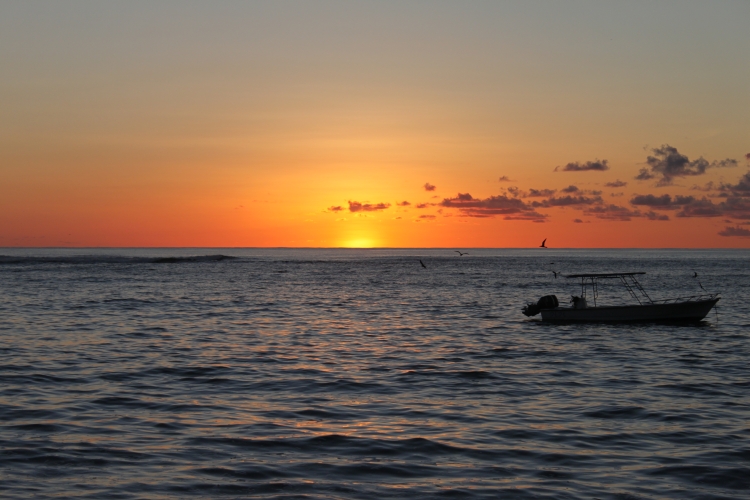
522,294,559,317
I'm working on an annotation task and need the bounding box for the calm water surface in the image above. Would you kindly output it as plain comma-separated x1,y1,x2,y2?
0,248,748,499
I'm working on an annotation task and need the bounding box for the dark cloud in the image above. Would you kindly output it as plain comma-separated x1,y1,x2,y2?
348,201,391,212
635,168,655,181
328,206,343,212
675,198,724,218
630,194,695,208
583,204,642,221
720,196,750,219
504,214,547,222
532,195,603,207
645,211,670,221
555,159,609,172
506,186,521,197
440,193,547,221
573,219,583,223
719,171,750,197
691,181,716,192
746,153,750,161
615,193,750,220
561,185,579,193
605,180,627,188
639,145,737,186
526,188,557,197
415,203,430,209
397,201,411,207
424,183,436,191
498,176,513,182
718,226,750,237
419,215,436,219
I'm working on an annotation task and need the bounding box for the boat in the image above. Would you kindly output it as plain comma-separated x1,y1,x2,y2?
522,272,720,323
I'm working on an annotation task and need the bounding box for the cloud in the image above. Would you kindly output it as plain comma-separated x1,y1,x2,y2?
718,226,750,237
674,198,725,218
328,206,343,212
506,186,521,197
619,193,750,220
555,159,609,172
645,211,670,221
419,215,436,219
415,203,430,209
397,201,411,207
526,188,557,197
348,201,391,212
639,145,737,186
498,176,513,182
720,196,750,219
440,193,547,221
605,180,627,188
630,194,695,208
583,204,642,221
719,171,750,197
573,218,583,223
424,183,436,191
691,181,716,192
504,214,547,222
746,153,750,161
532,195,603,207
561,185,579,193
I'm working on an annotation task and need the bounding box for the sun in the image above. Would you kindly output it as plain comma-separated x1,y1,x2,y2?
341,238,377,248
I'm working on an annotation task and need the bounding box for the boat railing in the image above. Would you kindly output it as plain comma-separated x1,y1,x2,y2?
649,293,719,304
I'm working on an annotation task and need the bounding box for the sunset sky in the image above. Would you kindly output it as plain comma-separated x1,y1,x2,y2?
1,1,749,247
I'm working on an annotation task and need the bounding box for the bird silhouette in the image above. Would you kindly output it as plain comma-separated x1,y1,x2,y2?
540,238,547,248
552,271,559,279
419,259,427,269
454,251,468,256
693,272,698,278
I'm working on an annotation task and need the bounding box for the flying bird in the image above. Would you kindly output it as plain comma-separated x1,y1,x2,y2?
455,251,468,256
552,271,559,279
693,272,698,278
540,238,547,248
420,259,427,269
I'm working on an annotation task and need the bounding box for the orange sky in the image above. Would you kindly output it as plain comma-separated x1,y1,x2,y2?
1,2,749,247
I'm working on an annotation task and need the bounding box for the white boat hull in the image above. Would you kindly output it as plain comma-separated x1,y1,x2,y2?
540,298,720,323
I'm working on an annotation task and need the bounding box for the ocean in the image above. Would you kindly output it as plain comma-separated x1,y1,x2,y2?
0,248,748,499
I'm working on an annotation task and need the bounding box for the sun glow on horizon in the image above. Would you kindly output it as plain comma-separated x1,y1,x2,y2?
341,238,377,248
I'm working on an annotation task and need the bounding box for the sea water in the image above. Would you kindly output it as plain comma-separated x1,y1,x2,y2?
0,248,748,499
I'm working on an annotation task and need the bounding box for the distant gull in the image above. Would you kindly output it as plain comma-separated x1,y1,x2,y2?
455,251,469,256
420,259,427,269
540,238,547,248
552,271,559,279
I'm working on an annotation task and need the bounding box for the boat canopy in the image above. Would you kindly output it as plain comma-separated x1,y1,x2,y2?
565,272,645,279
566,272,650,306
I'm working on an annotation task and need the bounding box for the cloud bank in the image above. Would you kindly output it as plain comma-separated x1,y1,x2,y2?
636,145,737,186
555,159,609,172
348,201,391,212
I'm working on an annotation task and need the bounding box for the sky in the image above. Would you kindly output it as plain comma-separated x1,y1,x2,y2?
1,1,749,248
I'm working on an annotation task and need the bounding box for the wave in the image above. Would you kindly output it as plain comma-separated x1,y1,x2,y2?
0,254,238,265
